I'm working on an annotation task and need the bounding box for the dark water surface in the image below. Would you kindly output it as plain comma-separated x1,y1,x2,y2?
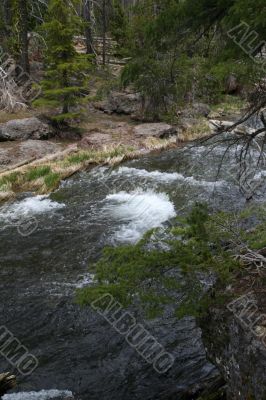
0,141,265,400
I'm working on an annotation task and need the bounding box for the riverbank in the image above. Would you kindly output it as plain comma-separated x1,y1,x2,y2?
0,136,178,203
0,94,247,204
0,116,210,204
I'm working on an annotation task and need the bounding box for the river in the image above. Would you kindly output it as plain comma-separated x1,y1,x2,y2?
0,138,265,399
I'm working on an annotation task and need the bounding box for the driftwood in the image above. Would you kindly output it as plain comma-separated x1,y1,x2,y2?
0,372,16,397
209,119,258,136
0,157,36,174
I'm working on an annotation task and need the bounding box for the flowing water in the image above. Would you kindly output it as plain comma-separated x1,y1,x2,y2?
0,140,265,400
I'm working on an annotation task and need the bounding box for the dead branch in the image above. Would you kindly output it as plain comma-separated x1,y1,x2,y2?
0,67,27,112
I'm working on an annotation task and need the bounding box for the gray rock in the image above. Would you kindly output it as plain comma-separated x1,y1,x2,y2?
0,140,61,172
19,140,60,157
94,91,141,115
133,123,176,138
192,102,211,117
79,132,113,148
0,117,54,141
201,291,266,399
225,74,239,94
178,117,198,132
179,103,211,118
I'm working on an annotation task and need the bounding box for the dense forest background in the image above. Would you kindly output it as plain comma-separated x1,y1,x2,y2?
0,0,265,122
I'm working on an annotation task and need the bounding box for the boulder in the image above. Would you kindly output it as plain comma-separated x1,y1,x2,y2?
179,103,211,118
133,123,177,138
0,140,61,172
0,117,54,141
19,140,61,158
192,102,211,117
178,117,198,132
79,132,113,148
225,74,239,94
208,111,222,119
94,91,141,115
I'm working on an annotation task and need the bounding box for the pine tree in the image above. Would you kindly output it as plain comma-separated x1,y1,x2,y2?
34,0,91,123
110,0,128,50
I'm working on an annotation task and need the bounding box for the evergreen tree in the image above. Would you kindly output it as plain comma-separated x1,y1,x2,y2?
121,0,265,117
34,0,91,123
110,0,128,50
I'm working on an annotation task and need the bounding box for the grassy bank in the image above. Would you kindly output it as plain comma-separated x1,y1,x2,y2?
0,93,247,204
0,137,177,203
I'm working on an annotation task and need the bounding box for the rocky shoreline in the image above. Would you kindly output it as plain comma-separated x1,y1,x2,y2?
0,103,212,203
0,92,247,204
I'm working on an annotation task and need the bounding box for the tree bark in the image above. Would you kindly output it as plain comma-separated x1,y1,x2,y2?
62,70,69,115
18,0,30,75
0,0,12,45
102,0,107,66
83,0,93,54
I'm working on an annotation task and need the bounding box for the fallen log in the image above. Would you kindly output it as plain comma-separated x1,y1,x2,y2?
0,157,36,174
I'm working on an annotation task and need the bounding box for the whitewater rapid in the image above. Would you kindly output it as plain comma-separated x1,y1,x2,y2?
104,189,176,243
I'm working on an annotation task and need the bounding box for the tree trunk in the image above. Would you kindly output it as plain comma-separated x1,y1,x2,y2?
62,102,69,115
0,0,12,45
83,0,93,54
62,70,69,115
2,0,12,25
102,0,106,66
18,0,30,75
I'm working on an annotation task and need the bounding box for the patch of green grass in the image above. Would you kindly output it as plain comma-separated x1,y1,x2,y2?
0,172,19,187
211,95,246,114
67,152,93,164
66,146,130,165
24,166,51,181
0,172,21,192
107,146,128,158
44,172,60,190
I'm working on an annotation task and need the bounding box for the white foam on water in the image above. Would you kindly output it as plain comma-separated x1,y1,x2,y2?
181,175,227,188
3,389,73,400
74,272,95,288
104,189,176,243
188,145,226,157
110,166,226,188
59,273,95,289
189,144,264,160
0,195,65,221
112,166,181,182
254,170,266,181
